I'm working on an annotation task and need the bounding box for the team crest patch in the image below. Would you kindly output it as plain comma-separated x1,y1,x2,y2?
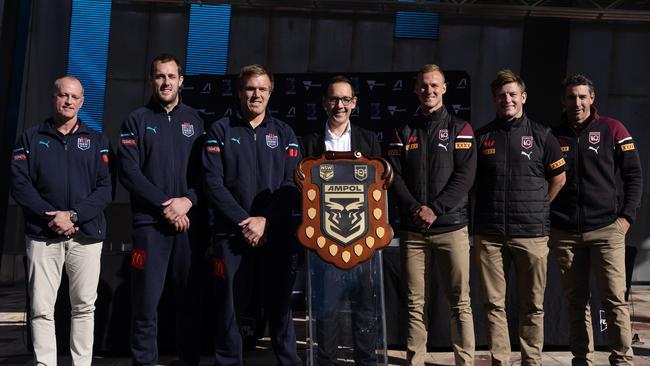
77,137,90,151
521,136,533,149
181,122,194,137
354,165,368,181
438,129,449,142
266,133,278,149
589,132,600,144
131,249,145,270
320,164,334,181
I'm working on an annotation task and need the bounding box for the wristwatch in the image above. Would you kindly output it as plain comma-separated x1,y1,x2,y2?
69,210,78,223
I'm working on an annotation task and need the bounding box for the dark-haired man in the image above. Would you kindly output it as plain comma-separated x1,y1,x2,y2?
118,53,206,366
550,74,642,366
203,64,302,366
11,76,111,366
301,75,382,365
386,64,476,366
474,70,566,366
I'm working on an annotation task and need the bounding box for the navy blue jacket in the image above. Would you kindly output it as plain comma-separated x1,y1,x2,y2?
11,119,112,241
202,112,301,236
118,100,205,226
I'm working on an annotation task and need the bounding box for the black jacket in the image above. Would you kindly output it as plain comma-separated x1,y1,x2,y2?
551,108,642,233
386,108,476,234
118,100,205,226
475,114,565,237
11,119,112,241
300,123,381,158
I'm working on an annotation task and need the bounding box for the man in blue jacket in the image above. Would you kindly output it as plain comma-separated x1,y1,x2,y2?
118,54,206,366
203,64,302,366
11,76,112,366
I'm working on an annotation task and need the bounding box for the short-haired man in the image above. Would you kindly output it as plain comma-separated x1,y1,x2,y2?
118,53,206,366
474,70,566,365
386,64,476,366
301,75,382,365
550,74,642,365
203,64,302,365
11,76,112,366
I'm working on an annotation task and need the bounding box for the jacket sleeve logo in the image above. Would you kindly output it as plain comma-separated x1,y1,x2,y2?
181,122,195,137
295,151,394,269
589,131,600,144
521,136,533,149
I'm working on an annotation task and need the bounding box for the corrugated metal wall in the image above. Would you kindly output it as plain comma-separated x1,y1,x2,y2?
3,1,650,282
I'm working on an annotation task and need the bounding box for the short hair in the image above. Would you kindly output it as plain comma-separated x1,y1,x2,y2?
150,53,183,77
417,64,446,82
323,75,355,97
561,74,595,96
490,69,526,96
237,64,274,92
53,76,84,96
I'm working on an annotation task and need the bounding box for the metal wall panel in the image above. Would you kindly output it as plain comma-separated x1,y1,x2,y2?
227,9,269,72
472,24,524,128
20,0,70,130
267,13,311,73
565,24,613,112
391,38,437,72
308,15,354,72
350,16,395,72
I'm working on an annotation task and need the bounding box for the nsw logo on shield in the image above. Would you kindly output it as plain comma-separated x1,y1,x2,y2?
521,136,533,149
77,137,90,151
589,132,600,145
319,164,334,181
181,122,194,137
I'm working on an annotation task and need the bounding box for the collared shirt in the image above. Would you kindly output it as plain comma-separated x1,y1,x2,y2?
324,121,351,152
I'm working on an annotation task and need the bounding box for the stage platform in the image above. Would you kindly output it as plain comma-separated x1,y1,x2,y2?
2,286,650,365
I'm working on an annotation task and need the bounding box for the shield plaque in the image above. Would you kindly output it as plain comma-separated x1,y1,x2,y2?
295,151,394,269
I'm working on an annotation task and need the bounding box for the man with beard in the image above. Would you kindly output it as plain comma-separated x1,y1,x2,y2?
118,53,206,366
203,64,302,366
550,74,642,366
301,75,382,365
11,76,111,366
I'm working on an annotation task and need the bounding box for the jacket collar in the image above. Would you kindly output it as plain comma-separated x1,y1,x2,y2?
39,117,91,137
562,106,599,130
496,113,528,130
146,97,184,114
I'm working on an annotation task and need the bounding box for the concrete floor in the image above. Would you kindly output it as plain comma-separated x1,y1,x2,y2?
2,286,650,365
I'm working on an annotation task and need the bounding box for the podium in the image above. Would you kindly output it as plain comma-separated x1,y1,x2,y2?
295,151,394,365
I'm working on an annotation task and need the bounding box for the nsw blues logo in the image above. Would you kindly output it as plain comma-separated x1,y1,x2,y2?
181,122,194,137
266,133,278,149
77,137,91,151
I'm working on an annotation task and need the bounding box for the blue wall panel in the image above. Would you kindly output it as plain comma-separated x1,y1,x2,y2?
67,0,111,132
186,4,231,75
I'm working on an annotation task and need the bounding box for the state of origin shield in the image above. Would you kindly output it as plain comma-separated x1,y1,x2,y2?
295,151,394,269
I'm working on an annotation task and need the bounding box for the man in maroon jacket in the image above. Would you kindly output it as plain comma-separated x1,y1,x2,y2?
551,74,642,366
